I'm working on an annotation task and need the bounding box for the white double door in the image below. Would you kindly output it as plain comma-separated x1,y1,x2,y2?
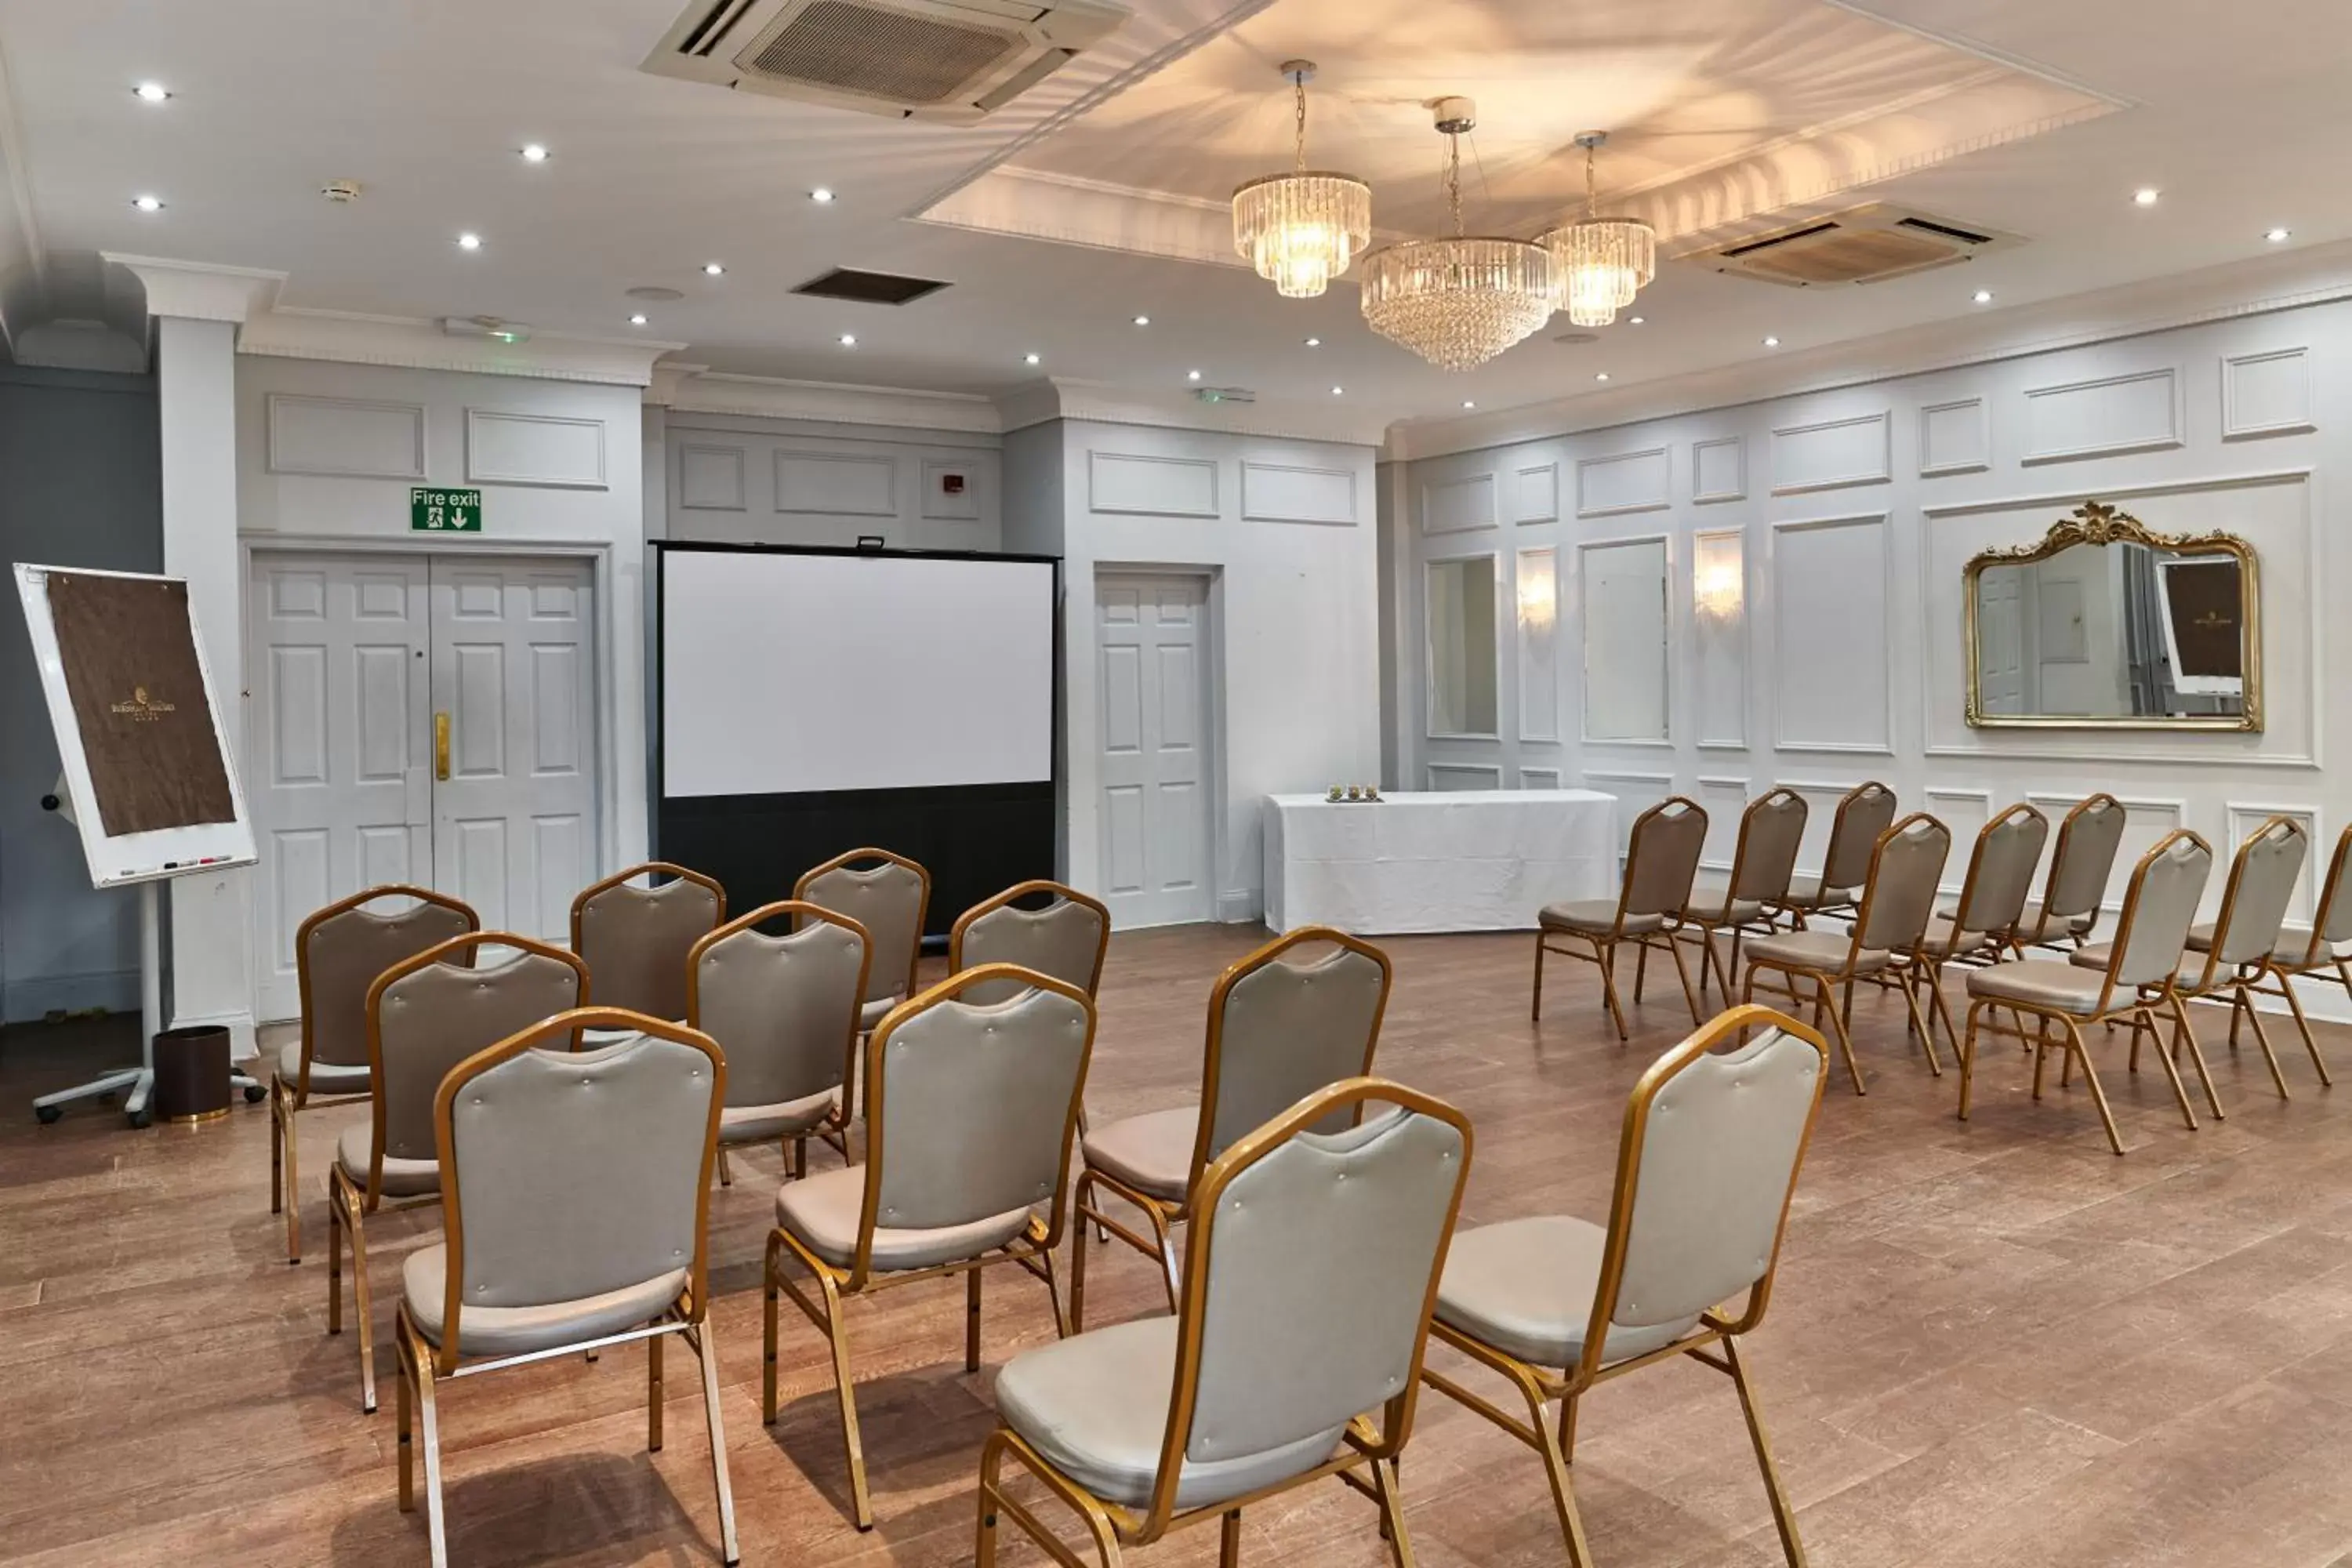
1095,572,1214,928
247,551,597,1021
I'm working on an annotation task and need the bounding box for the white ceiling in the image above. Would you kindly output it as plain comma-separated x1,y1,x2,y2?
3,0,2350,434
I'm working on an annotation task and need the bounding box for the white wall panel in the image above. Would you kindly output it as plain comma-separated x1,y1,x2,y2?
2223,349,2315,440
1512,463,1559,524
1771,412,1890,495
677,443,746,510
777,450,895,516
1693,436,1746,503
1696,775,1754,872
1919,397,1991,477
1090,450,1218,517
466,408,607,488
1240,460,1356,524
1772,515,1891,753
2022,367,2183,463
1424,471,1497,534
1427,761,1503,791
267,394,426,479
1519,764,1564,789
1576,446,1671,517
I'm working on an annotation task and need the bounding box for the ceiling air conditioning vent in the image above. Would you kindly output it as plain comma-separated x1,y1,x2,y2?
791,267,952,304
1692,203,2023,288
642,0,1131,124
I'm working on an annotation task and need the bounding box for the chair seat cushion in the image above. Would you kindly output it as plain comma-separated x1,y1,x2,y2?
1435,1215,1700,1371
2186,921,2321,967
2015,902,2096,944
1080,1106,1197,1203
401,1244,685,1357
859,995,904,1033
720,1087,840,1145
775,1164,1032,1272
1540,899,1660,936
1783,874,1857,911
994,1316,1346,1511
1916,914,1991,962
1965,958,2111,1013
335,1123,440,1199
2067,944,2205,989
278,1042,370,1095
1742,930,1885,975
1682,878,1766,927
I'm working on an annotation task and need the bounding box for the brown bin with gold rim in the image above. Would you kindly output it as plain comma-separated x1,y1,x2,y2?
153,1025,231,1124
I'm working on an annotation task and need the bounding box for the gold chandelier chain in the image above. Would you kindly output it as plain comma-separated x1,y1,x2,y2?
1447,132,1465,238
1585,140,1597,218
1294,74,1308,172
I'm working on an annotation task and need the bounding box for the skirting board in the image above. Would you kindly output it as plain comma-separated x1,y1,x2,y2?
1218,889,1262,924
4,967,140,1027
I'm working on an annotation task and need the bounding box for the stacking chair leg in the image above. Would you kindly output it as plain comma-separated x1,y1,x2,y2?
1530,935,1548,1022
1812,975,1866,1096
2165,993,2227,1121
1220,1508,1243,1568
1595,939,1629,1041
394,1312,448,1567
2274,963,2333,1086
765,1234,874,1530
966,1266,984,1374
2060,1018,2128,1156
1957,1000,1983,1120
649,1323,665,1450
274,1082,305,1264
717,1149,734,1188
1369,1461,1418,1568
2232,982,2292,1099
687,1316,742,1566
1892,968,1941,1076
1661,933,1705,1028
1722,1335,1808,1567
1633,940,1649,1003
326,1168,381,1413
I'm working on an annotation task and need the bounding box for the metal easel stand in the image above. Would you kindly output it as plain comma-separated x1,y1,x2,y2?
31,880,263,1127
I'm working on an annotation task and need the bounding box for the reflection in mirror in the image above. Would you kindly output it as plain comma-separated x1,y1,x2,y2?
1966,502,2259,731
1428,555,1498,736
1582,537,1670,742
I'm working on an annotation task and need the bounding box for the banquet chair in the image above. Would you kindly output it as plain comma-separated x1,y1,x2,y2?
1781,781,1896,929
1740,814,1951,1094
273,885,477,1264
1071,926,1392,1329
1421,1006,1827,1568
390,1010,738,1568
978,1078,1472,1568
950,880,1111,1004
2077,817,2305,1103
1533,797,1708,1040
328,931,586,1413
571,862,724,1023
2011,793,2128,951
1905,803,2049,1050
1958,829,2213,1155
688,901,869,1187
763,964,1093,1530
1680,788,1808,999
2186,821,2352,1088
797,848,931,1034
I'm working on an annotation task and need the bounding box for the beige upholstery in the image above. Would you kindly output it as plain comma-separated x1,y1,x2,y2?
722,1087,840,1144
1203,942,1388,1159
1682,884,1766,926
300,894,477,1073
1623,800,1708,920
1941,808,2050,946
1965,958,2112,1012
575,873,721,1022
2111,837,2212,989
956,888,1107,1006
2016,902,2099,942
1798,783,1898,911
1781,873,1857,912
281,1043,368,1094
2067,943,2200,988
336,1124,437,1198
858,995,901,1032
1855,818,1952,954
2187,921,2327,967
1079,1105,1196,1202
1740,930,1888,975
402,1246,688,1357
692,912,864,1120
798,853,928,1008
1699,789,1808,916
374,945,586,1166
1437,1215,1695,1368
1541,899,1661,935
1915,913,1991,962
2203,821,2307,973
775,1165,1033,1271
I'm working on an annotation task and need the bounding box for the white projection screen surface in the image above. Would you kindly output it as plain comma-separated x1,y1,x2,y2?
662,550,1056,797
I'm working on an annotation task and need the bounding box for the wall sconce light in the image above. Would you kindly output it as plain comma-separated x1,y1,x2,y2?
1694,555,1744,621
1518,568,1557,630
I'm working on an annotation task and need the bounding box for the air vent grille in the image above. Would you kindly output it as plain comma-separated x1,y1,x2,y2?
742,0,1023,104
791,267,952,305
1744,228,1955,285
1688,202,2024,288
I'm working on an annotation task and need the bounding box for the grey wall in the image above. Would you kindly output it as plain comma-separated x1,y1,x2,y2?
0,366,161,1020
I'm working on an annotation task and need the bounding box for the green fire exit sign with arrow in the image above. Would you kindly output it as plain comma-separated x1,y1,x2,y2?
410,488,483,532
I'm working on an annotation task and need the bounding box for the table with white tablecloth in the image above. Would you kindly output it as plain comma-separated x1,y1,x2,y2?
1262,789,1617,935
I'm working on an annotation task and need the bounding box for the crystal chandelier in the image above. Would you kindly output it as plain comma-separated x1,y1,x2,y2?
1544,132,1655,328
1230,60,1371,300
1359,98,1557,372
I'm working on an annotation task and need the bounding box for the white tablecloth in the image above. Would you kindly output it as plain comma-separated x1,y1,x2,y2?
1263,789,1617,935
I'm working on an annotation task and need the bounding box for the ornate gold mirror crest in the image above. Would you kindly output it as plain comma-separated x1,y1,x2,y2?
1964,501,2260,731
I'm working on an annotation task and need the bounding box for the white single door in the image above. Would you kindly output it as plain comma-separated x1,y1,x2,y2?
1977,569,2028,716
429,559,597,944
246,554,433,1022
1095,573,1214,928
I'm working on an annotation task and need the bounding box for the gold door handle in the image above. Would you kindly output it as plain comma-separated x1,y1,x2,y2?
434,712,451,781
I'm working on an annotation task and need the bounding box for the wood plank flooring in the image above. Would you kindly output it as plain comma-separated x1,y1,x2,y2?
5,924,2352,1566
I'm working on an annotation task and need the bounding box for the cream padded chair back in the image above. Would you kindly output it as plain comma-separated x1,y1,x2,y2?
301,888,477,1070
572,866,723,1022
1820,782,1897,896
954,884,1108,1007
375,936,585,1163
1854,816,1951,954
2047,795,2129,924
447,1029,717,1312
1729,789,1808,903
1181,1091,1468,1475
2212,819,2307,970
1954,805,2049,937
870,978,1091,1232
1203,932,1391,1160
2314,828,2352,950
1606,1027,1823,1341
797,851,929,1007
1622,799,1708,920
2111,832,2212,989
691,906,867,1110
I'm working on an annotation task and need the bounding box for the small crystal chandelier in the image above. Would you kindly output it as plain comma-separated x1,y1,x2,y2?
1359,98,1557,372
1544,132,1656,328
1230,60,1371,300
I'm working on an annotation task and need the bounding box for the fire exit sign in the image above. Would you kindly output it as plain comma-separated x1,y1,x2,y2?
410,488,483,532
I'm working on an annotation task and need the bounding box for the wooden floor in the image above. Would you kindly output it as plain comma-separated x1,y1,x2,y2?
6,924,2352,1567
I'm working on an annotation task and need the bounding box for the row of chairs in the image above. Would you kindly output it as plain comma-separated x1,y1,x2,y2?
1537,781,2349,1153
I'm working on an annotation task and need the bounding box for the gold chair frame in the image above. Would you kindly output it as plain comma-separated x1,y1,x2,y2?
761,963,1092,1531
1419,1006,1828,1568
273,884,478,1264
390,1007,738,1568
2138,817,2307,1104
1896,801,2049,1055
1532,797,1708,1040
1781,780,1893,931
1957,829,2221,1156
949,879,1112,994
1069,925,1392,1329
2215,822,2352,1090
977,1077,1473,1568
2016,793,2125,954
328,930,588,1414
794,845,933,1010
1681,787,1808,1000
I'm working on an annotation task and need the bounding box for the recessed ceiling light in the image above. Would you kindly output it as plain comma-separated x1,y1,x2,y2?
2267,227,2292,243
1973,289,1994,303
1024,351,1041,365
703,262,725,276
456,231,483,251
133,82,171,103
1762,336,1780,347
811,187,835,204
1187,369,1202,381
1330,385,1344,396
1305,336,1322,347
130,194,164,212
2134,187,2161,206
1595,372,1610,382
839,333,857,347
520,143,550,163
1461,400,1476,410
628,313,648,326
1133,314,1151,326
1628,315,1646,325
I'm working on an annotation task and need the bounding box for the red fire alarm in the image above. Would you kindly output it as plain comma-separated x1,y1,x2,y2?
942,472,967,495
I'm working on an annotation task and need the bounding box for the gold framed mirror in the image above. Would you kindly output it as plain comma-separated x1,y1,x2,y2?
1964,501,2260,731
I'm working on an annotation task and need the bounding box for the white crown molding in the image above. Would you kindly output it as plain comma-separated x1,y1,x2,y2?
101,253,285,324
1385,238,2352,463
659,367,1002,434
1007,376,1388,448
234,306,684,385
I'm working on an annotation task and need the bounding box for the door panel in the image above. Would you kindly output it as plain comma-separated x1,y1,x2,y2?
1095,573,1214,928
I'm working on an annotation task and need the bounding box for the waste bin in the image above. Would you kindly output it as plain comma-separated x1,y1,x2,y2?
153,1025,232,1124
